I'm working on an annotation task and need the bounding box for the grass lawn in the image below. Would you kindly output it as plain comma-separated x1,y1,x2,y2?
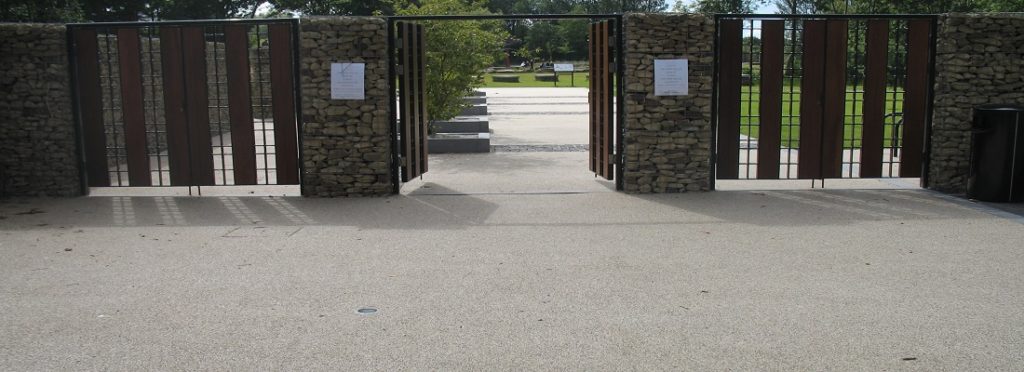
737,83,906,148
481,72,591,88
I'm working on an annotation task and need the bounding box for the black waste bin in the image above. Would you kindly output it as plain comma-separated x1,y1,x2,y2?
968,104,1024,202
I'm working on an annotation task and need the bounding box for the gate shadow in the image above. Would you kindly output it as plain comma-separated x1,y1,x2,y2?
0,185,498,231
626,188,1006,227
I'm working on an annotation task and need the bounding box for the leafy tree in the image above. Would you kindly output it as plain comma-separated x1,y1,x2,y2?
269,0,407,16
1,0,83,22
688,0,766,13
397,0,509,121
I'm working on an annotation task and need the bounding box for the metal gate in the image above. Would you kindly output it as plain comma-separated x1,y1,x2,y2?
68,19,301,188
589,19,615,180
396,21,429,182
713,15,936,183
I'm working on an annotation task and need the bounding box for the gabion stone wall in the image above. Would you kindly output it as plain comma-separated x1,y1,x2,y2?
622,14,715,193
929,14,1024,194
299,17,392,197
0,24,81,197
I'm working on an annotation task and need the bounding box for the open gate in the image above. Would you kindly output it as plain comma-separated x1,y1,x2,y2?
68,19,301,189
589,19,615,181
396,21,429,182
713,15,936,184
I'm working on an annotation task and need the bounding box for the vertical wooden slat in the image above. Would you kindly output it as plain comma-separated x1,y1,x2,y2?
861,20,888,178
398,23,411,182
821,20,848,178
901,19,931,177
223,25,257,185
159,27,192,186
408,23,421,179
116,28,151,186
73,29,110,187
416,24,428,175
600,21,613,180
798,20,826,179
717,19,742,179
407,23,420,179
757,20,784,179
181,26,215,185
268,24,299,185
268,23,300,185
589,22,596,173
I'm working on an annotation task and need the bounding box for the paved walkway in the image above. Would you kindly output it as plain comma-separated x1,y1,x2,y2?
4,88,1024,369
2,186,1023,370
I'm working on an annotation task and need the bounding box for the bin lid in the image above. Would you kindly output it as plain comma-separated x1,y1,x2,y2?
975,104,1024,112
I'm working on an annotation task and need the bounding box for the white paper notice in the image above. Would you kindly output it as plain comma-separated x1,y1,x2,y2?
654,59,688,96
331,62,365,100
554,63,574,72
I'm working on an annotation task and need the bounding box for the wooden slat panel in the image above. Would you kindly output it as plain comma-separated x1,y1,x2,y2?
415,24,428,175
158,27,192,186
717,19,742,179
224,25,257,185
268,23,300,185
861,20,888,178
116,28,151,186
757,20,784,179
821,20,848,178
798,20,826,179
181,26,215,185
73,29,110,187
398,22,428,182
901,19,931,177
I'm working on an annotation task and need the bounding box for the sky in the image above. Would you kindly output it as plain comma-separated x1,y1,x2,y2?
671,0,778,13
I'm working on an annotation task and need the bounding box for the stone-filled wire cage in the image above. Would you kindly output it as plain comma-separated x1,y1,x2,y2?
71,20,300,188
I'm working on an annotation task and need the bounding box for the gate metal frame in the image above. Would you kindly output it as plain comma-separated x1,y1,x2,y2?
386,14,626,193
66,18,303,194
710,14,938,190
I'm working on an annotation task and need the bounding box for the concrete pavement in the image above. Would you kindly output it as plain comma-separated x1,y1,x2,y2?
2,187,1023,370
2,88,1023,370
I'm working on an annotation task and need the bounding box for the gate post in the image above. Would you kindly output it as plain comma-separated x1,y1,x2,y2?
298,17,393,197
621,14,715,193
0,24,81,197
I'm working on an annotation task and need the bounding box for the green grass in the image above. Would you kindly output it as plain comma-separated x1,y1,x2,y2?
481,72,591,88
737,83,906,148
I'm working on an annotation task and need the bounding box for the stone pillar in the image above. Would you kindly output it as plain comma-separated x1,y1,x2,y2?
0,24,81,197
622,14,715,193
299,17,392,197
929,14,1024,194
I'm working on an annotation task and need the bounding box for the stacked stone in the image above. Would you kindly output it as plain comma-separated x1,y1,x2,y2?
622,14,714,193
930,14,1024,194
299,17,391,197
0,24,80,197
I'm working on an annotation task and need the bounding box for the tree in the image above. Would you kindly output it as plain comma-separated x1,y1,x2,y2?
397,0,509,121
689,0,766,13
269,0,407,16
1,0,83,22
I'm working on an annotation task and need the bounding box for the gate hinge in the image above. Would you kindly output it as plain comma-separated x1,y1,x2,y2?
396,65,404,76
613,153,622,164
399,156,408,167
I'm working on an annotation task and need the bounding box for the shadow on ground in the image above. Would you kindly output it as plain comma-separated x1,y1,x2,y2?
1,188,1019,231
